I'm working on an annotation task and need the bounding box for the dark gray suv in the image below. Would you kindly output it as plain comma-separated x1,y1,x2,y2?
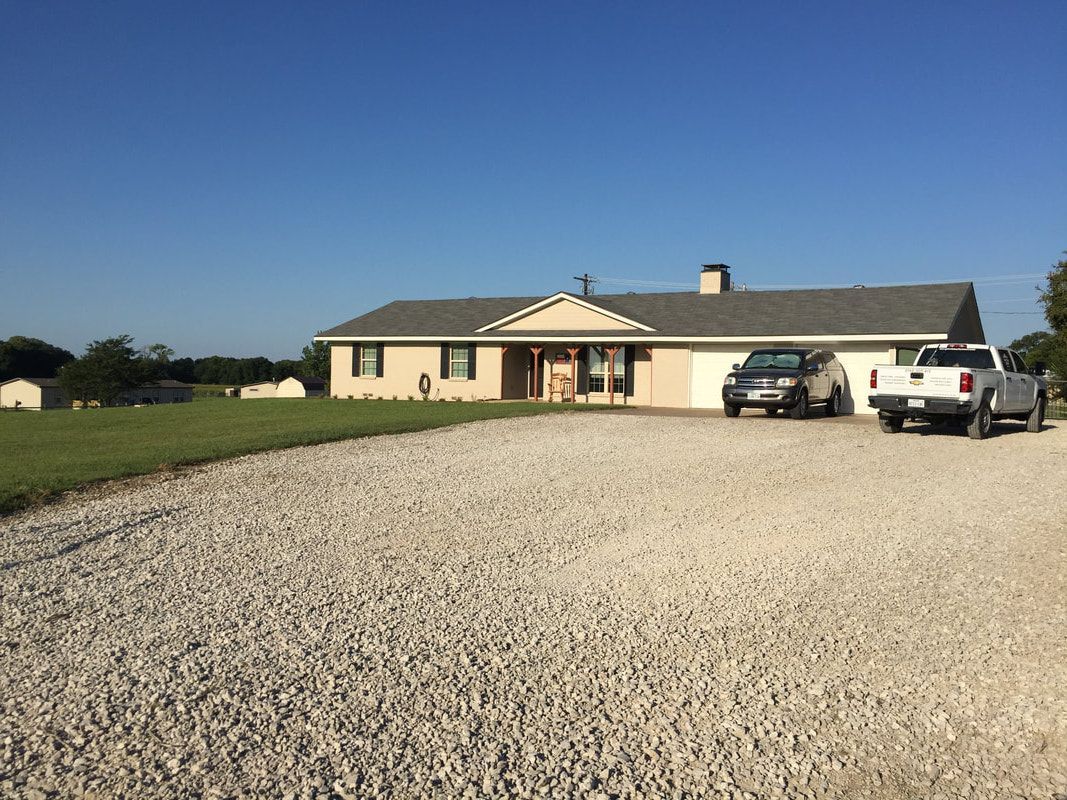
722,348,845,419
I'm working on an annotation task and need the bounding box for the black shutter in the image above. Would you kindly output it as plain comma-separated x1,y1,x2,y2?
528,350,536,396
376,343,384,378
440,344,450,379
352,344,361,377
576,346,589,395
467,344,477,380
624,345,635,396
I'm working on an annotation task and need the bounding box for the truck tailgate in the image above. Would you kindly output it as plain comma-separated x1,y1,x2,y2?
875,365,960,398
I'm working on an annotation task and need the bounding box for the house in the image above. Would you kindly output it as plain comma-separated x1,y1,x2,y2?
0,377,67,410
240,381,278,399
121,380,193,405
277,376,326,398
314,265,985,415
0,378,194,409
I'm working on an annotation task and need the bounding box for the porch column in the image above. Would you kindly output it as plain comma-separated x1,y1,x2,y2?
530,345,543,401
500,345,509,399
605,345,621,406
566,347,582,403
644,345,653,406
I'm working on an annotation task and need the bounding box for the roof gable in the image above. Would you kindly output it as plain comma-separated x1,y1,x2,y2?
479,293,653,332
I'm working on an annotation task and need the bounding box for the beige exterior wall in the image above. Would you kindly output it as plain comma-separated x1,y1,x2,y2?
330,343,504,401
241,382,278,399
647,345,690,408
1,380,46,410
497,299,638,331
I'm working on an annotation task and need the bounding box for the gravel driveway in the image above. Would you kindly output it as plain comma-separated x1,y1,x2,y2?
2,414,1065,800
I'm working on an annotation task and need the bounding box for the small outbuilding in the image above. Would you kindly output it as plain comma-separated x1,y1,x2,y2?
277,376,327,398
240,381,278,399
122,380,194,405
0,377,67,410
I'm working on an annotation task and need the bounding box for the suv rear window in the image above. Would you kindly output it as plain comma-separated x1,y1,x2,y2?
916,348,994,369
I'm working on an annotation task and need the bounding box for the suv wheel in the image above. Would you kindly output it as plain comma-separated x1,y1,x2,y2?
825,387,841,417
878,414,904,434
966,400,992,440
724,404,741,417
1026,396,1045,433
789,389,809,420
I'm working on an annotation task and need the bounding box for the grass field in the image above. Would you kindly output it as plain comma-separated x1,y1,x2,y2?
0,399,606,515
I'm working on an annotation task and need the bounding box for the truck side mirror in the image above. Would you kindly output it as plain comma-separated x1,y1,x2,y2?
732,363,741,370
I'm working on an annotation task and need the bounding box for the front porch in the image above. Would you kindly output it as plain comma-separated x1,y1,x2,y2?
499,343,652,405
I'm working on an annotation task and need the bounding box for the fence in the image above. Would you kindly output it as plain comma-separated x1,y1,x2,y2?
1048,380,1067,420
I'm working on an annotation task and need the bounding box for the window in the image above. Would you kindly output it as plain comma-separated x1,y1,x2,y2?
916,347,994,369
450,345,469,379
895,347,920,366
742,350,802,370
588,347,624,394
361,344,378,377
1010,352,1029,374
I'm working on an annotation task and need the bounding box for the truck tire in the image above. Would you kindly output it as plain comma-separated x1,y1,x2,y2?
878,415,904,434
724,403,741,417
1026,396,1045,433
966,401,992,440
789,389,809,420
825,387,842,417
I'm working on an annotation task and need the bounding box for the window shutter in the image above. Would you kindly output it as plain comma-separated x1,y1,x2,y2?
624,345,635,396
351,345,361,377
376,343,384,378
576,346,589,394
467,344,477,380
440,344,450,379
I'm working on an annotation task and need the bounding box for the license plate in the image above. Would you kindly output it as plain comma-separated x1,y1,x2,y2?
907,398,925,408
747,392,762,399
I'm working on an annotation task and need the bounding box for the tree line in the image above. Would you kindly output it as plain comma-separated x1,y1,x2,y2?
0,335,332,403
1008,253,1066,378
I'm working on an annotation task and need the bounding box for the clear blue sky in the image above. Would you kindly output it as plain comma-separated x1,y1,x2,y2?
2,1,1064,359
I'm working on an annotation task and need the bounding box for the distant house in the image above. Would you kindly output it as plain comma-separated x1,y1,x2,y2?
0,377,67,410
121,380,193,405
0,378,193,409
240,381,278,399
277,376,326,398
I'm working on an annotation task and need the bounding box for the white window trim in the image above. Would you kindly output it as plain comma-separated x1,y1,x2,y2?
360,344,378,378
449,344,469,380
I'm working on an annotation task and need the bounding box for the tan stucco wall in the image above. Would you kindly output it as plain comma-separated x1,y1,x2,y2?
330,343,504,401
241,382,278,399
0,381,45,409
497,299,638,331
646,345,690,408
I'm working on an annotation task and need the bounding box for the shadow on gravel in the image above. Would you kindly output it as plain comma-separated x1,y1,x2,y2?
2,509,174,571
900,421,1058,438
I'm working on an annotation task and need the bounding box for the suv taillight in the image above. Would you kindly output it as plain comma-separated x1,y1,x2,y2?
960,372,974,393
870,369,877,389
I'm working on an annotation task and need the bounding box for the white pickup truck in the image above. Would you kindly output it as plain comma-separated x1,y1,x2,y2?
868,343,1047,439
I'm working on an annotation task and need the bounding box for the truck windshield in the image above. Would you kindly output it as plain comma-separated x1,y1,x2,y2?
916,348,994,369
742,352,802,369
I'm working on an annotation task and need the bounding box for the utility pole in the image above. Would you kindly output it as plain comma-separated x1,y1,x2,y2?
572,273,597,296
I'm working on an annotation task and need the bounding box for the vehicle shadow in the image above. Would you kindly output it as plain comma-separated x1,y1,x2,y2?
900,420,1059,438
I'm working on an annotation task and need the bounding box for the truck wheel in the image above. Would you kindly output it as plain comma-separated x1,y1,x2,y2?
764,408,779,416
724,404,741,417
825,388,842,417
789,389,809,420
1026,396,1045,433
966,401,992,440
878,415,904,434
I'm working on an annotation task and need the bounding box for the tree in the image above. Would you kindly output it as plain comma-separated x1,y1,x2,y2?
1009,331,1055,362
1015,253,1067,377
58,335,156,406
273,359,302,380
141,343,175,364
301,339,330,381
0,336,75,381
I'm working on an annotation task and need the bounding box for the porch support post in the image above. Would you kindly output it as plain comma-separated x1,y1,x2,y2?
605,345,621,406
644,345,653,407
566,347,581,403
530,345,543,401
500,345,509,399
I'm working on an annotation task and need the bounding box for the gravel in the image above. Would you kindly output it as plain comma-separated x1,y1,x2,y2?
1,413,1065,799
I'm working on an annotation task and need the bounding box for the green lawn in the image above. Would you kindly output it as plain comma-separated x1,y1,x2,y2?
0,399,607,515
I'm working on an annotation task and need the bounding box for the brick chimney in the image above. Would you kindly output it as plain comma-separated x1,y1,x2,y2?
699,264,731,294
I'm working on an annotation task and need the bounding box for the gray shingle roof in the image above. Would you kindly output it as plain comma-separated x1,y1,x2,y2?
318,283,975,339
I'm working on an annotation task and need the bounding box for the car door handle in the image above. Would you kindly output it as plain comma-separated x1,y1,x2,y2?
1006,377,1013,382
